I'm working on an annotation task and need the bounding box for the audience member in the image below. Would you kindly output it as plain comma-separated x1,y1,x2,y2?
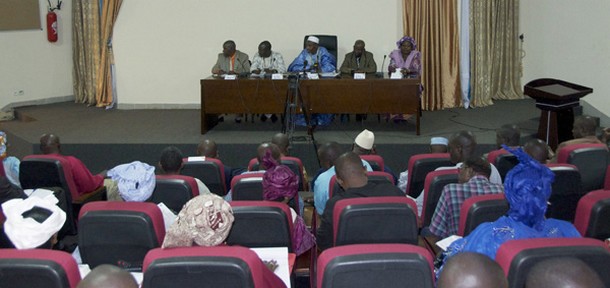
261,151,315,256
309,142,341,201
351,129,398,184
553,115,608,160
523,138,552,164
397,137,448,193
211,40,250,75
162,193,234,248
316,152,403,250
196,139,235,190
0,176,26,205
107,161,156,202
525,257,604,288
443,147,581,261
271,133,290,156
339,40,377,74
313,143,373,215
437,252,508,288
39,133,115,197
428,157,504,238
495,124,521,149
413,131,502,215
77,264,138,288
2,194,65,249
0,131,21,187
159,146,211,195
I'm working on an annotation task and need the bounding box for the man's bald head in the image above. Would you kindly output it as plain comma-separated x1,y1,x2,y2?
448,131,477,164
572,115,598,138
438,252,508,288
257,142,281,169
496,124,521,148
335,152,367,189
318,142,343,169
197,139,218,158
523,138,549,164
525,257,604,288
39,133,61,154
271,133,290,156
77,264,138,288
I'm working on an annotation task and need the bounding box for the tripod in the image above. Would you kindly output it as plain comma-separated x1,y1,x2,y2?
282,74,315,143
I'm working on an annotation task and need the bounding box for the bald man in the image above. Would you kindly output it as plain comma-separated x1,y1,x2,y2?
316,152,403,250
194,139,236,192
271,133,290,157
523,138,552,164
77,264,138,288
525,257,604,288
438,252,508,288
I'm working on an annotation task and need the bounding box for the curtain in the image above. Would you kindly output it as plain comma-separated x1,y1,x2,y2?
459,0,471,108
403,0,461,111
72,1,100,105
95,0,123,107
469,0,523,107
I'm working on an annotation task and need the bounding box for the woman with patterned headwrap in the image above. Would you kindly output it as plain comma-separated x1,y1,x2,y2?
442,146,580,262
0,131,21,188
261,151,315,256
388,36,423,122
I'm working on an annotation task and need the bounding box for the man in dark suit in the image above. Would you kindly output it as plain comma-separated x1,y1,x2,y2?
339,40,377,74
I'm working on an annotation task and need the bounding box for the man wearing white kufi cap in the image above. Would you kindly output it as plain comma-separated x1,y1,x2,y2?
2,194,66,249
351,129,398,185
288,35,336,73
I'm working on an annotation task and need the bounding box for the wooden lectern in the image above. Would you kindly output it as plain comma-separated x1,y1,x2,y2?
524,78,593,150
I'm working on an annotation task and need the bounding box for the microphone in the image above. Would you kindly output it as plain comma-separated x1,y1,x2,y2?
303,60,308,72
377,55,387,78
238,57,250,78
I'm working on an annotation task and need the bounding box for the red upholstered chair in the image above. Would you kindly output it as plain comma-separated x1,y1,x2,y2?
78,201,165,270
496,238,610,288
0,248,81,288
181,157,227,196
226,201,294,252
544,163,584,221
457,193,509,236
142,246,286,288
405,153,452,197
333,197,419,247
557,143,609,192
420,169,459,228
604,165,610,190
149,175,199,213
359,154,385,172
248,156,308,191
486,148,509,164
573,189,610,240
231,172,265,201
316,244,434,288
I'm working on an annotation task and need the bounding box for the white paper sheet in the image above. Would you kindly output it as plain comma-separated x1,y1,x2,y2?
251,247,291,288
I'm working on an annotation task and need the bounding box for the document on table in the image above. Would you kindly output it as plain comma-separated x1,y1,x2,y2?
251,247,291,288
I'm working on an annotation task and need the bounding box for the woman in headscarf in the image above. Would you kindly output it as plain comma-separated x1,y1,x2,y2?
0,131,21,188
388,36,423,122
442,146,580,262
162,193,234,248
261,151,315,256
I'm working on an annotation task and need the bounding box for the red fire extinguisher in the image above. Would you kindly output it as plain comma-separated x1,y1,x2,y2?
46,11,58,43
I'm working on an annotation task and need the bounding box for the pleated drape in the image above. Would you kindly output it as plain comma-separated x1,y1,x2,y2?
95,0,123,107
403,0,461,110
72,1,100,105
469,0,523,107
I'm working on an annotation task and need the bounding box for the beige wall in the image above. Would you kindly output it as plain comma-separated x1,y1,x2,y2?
111,0,404,107
2,0,609,124
0,0,73,110
520,0,610,125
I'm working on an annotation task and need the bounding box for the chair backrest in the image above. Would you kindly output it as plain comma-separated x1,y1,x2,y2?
226,201,294,252
248,156,307,191
457,193,509,236
545,163,584,221
149,175,198,213
181,157,227,196
303,35,338,61
78,201,165,270
605,165,610,190
574,189,610,240
557,143,609,192
359,155,385,172
421,169,459,227
143,246,286,288
0,248,81,288
20,155,78,202
333,197,419,247
486,148,509,164
405,153,452,197
317,244,434,288
328,171,394,200
231,172,265,201
495,153,519,182
495,237,610,288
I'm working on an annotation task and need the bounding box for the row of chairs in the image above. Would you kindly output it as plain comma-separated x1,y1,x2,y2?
2,237,608,288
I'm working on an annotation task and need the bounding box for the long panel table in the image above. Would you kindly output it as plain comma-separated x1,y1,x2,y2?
200,76,421,135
